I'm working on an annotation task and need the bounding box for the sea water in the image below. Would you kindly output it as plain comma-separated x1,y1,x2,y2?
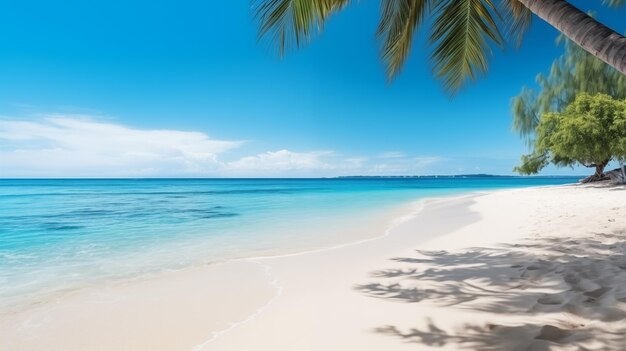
0,177,577,310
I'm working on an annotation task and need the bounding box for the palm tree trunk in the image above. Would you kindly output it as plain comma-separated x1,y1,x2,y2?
516,0,626,76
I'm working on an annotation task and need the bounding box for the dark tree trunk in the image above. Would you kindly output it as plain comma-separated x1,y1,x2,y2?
594,160,608,178
517,0,626,76
580,159,611,183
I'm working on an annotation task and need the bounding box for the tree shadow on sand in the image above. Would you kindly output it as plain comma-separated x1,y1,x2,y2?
356,229,626,350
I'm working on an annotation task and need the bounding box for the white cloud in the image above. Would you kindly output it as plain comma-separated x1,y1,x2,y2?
0,115,447,177
224,150,334,176
364,156,445,175
223,151,444,177
376,151,406,159
413,156,445,168
0,116,241,177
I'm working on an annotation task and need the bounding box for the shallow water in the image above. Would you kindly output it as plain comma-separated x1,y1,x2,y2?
0,177,577,310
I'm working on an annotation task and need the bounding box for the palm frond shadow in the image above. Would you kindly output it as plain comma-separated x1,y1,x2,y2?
356,228,626,350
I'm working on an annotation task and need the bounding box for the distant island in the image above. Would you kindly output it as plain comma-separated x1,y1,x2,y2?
335,174,582,179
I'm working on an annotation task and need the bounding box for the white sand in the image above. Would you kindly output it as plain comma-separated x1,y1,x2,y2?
1,184,625,350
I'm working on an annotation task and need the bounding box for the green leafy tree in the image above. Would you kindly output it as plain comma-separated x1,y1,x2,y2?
512,36,626,143
515,93,626,180
254,0,626,93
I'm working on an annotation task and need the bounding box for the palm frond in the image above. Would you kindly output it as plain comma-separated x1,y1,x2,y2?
512,86,540,144
254,0,350,56
377,0,430,79
602,0,625,7
430,0,504,93
499,0,531,47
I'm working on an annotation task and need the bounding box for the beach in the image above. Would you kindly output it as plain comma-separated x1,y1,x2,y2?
1,184,625,350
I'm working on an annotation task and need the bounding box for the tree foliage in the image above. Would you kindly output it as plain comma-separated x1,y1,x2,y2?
514,94,626,176
512,36,626,144
512,34,626,178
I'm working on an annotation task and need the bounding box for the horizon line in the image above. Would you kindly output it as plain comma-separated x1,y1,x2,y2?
0,174,585,180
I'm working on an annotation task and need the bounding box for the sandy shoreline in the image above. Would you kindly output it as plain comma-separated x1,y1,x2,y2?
2,184,625,350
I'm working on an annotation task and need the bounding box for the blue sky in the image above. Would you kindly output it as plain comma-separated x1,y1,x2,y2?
0,1,624,177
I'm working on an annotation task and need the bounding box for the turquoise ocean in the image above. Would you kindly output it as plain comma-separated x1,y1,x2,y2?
0,177,577,310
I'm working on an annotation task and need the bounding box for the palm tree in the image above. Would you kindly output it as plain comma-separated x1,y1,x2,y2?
253,0,626,93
